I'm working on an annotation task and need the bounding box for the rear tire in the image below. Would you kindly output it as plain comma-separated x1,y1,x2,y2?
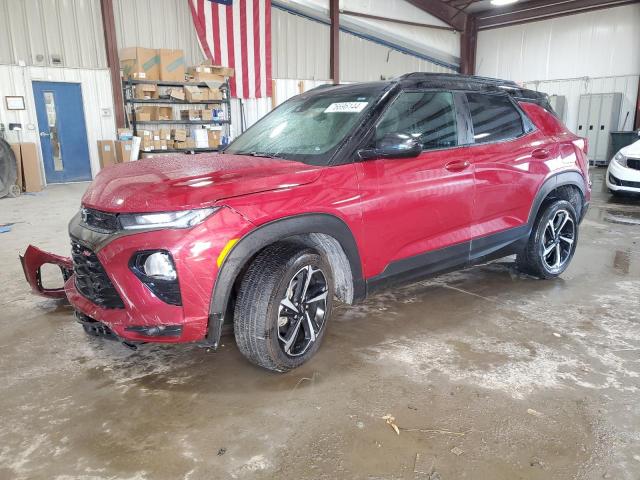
517,199,578,279
234,242,334,372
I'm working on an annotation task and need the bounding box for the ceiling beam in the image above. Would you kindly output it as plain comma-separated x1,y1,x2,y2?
476,0,640,30
406,0,468,31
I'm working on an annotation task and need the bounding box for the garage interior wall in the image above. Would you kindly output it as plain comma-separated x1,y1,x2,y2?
0,0,115,182
475,4,640,133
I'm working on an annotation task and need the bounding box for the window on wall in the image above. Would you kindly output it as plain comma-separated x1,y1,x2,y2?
466,93,524,143
376,91,458,150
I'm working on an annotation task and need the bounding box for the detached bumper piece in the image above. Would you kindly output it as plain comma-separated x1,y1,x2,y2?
20,245,73,299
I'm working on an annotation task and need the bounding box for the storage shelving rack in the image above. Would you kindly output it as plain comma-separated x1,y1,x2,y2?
122,78,232,154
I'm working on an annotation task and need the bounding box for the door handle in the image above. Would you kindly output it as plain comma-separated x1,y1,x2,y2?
531,148,549,159
445,160,470,172
39,131,50,137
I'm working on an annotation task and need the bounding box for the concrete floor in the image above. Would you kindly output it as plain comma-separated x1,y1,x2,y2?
0,169,639,480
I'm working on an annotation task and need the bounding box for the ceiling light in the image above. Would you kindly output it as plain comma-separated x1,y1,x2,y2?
490,0,519,5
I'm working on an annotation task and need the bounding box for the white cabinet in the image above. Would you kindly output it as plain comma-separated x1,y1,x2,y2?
576,93,622,165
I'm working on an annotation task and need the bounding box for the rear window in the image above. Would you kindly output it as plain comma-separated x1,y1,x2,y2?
466,93,524,144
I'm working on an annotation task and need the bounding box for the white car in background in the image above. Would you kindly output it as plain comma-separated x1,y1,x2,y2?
607,139,640,196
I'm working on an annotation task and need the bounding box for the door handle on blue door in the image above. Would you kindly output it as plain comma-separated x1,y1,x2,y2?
531,148,549,159
445,160,470,172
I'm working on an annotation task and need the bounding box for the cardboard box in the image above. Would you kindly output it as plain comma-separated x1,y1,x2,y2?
134,84,158,100
141,136,154,151
172,128,187,142
205,87,223,101
159,49,185,82
97,140,117,169
133,106,154,122
207,129,222,148
152,106,173,121
193,129,209,149
187,61,232,81
120,47,159,80
10,143,43,192
212,66,234,77
184,86,206,102
158,128,171,140
168,87,185,101
180,110,201,121
114,140,133,163
153,140,168,150
117,128,133,140
201,109,213,121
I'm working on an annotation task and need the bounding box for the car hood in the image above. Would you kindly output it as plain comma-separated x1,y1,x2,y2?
82,153,323,213
620,139,640,158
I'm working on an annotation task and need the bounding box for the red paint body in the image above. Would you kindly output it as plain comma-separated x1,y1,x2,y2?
21,101,590,344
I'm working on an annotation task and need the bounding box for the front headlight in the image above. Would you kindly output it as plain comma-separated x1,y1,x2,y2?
614,152,627,167
119,207,219,230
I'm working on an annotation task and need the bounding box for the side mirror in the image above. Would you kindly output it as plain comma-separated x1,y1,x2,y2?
358,133,422,160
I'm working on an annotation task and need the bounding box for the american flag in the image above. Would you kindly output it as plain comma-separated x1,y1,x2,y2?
188,0,272,99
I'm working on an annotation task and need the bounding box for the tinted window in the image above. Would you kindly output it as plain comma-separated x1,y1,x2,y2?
376,91,457,150
466,93,524,143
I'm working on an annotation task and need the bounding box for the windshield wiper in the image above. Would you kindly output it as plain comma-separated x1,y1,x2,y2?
248,151,283,159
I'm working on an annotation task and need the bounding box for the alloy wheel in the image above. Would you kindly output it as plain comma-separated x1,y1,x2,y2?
277,265,328,357
541,209,575,271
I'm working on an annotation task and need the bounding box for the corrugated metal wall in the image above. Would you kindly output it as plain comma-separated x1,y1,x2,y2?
0,65,116,181
340,32,456,82
0,0,106,68
523,76,639,135
476,4,640,81
271,6,456,81
272,7,331,80
112,0,205,67
476,4,640,133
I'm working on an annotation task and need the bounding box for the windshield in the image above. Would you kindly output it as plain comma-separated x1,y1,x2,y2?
224,85,387,165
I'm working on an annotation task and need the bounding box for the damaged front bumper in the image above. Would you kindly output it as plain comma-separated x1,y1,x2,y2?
20,245,73,299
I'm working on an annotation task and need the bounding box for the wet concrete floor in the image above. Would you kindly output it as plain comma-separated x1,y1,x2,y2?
0,168,639,479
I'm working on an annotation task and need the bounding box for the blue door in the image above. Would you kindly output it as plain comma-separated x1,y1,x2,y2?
33,81,92,183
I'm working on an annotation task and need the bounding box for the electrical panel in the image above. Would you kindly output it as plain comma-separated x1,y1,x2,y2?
576,93,622,165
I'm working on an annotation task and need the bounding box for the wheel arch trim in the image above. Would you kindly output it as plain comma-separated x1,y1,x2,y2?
206,213,365,347
528,170,586,227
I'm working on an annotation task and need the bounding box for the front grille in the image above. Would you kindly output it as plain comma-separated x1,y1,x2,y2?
71,240,125,309
627,158,640,171
81,208,119,233
610,173,640,189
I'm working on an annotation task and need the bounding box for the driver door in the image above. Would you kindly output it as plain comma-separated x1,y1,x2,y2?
354,90,475,284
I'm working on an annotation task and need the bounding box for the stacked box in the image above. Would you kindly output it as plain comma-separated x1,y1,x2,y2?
158,49,185,82
134,84,158,100
120,47,159,80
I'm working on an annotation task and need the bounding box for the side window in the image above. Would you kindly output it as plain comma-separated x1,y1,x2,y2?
376,91,458,150
466,93,525,143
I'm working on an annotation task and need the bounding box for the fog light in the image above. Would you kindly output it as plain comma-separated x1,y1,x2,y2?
130,250,182,306
143,252,177,280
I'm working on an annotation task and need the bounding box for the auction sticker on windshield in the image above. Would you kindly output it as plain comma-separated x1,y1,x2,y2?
324,102,368,113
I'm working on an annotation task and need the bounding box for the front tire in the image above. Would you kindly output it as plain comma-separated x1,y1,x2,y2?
234,242,334,372
517,199,578,279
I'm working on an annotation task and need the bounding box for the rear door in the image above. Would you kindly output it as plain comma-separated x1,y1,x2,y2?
33,81,92,183
463,92,551,257
355,90,475,281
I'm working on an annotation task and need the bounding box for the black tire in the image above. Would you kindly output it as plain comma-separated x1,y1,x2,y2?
234,242,334,372
516,199,578,279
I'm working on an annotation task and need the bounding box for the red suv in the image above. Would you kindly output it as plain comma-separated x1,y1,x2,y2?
22,74,590,372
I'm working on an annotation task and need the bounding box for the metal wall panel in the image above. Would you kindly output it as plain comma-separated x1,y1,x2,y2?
476,4,640,81
524,75,639,134
272,5,456,81
0,65,117,182
272,7,331,80
112,0,205,67
0,0,106,68
339,31,455,82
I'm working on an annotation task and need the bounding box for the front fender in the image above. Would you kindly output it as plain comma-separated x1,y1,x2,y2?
20,245,73,299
